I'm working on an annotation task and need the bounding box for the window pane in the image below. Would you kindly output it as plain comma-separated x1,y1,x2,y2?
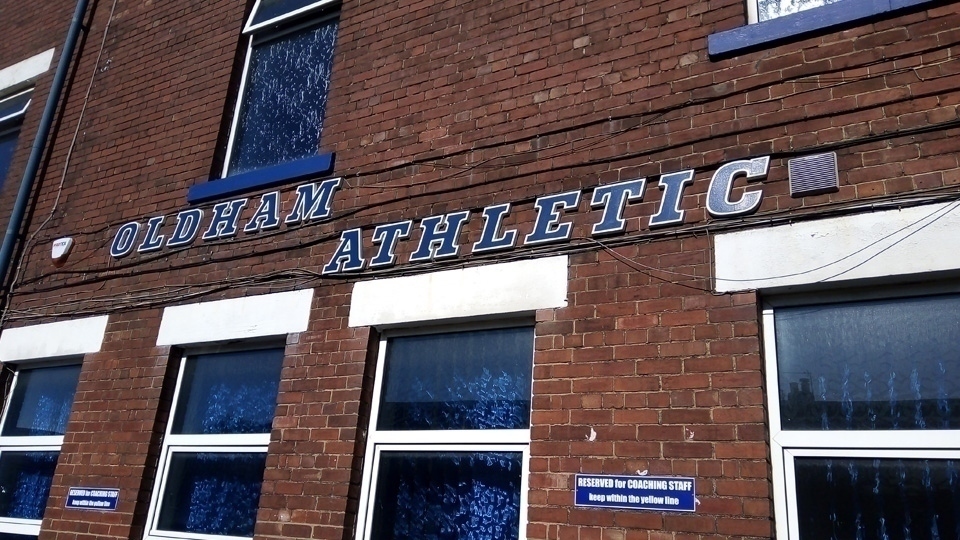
249,0,321,27
228,18,338,176
0,534,38,540
0,451,58,520
756,0,844,21
371,451,522,540
171,349,284,435
2,364,81,437
0,129,19,187
378,327,534,431
795,457,960,540
0,91,30,122
775,294,960,430
157,452,267,537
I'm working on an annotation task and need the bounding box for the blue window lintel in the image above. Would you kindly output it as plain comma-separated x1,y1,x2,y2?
187,152,335,204
708,0,934,58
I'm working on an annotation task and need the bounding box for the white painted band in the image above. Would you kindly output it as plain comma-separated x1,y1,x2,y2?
349,256,569,327
714,201,960,292
157,289,314,346
0,48,55,94
0,315,108,363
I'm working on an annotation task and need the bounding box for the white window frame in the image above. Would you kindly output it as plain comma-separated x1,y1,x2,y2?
0,87,31,125
748,0,837,23
143,345,283,540
242,0,337,33
354,321,534,540
762,283,960,540
0,358,82,538
220,0,338,178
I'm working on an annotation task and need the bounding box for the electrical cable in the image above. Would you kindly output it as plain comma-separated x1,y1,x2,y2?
5,36,960,314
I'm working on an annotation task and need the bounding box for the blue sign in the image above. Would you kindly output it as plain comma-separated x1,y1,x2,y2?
66,487,119,511
575,474,696,512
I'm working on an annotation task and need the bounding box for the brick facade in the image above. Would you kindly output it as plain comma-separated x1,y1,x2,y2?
0,0,958,538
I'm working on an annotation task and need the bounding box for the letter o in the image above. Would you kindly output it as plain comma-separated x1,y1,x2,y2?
110,222,141,258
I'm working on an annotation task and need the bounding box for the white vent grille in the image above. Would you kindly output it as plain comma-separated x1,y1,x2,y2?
788,152,839,197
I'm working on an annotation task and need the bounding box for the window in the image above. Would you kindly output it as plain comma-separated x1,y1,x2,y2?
0,89,31,189
144,348,285,540
763,291,960,539
751,0,844,23
356,324,534,540
708,0,934,57
222,0,339,178
0,362,82,539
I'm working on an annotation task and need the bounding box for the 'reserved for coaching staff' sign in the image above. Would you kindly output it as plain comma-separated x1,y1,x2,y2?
575,474,696,512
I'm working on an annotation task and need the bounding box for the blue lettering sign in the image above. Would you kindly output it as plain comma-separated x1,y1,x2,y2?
369,221,412,268
323,228,365,274
574,474,696,512
203,199,249,240
166,209,204,248
473,203,517,253
285,178,342,224
649,170,695,227
591,179,646,235
244,191,281,232
110,222,140,258
706,156,769,217
524,190,581,245
137,216,165,253
409,211,470,262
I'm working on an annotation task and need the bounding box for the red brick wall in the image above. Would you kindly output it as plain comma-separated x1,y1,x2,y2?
0,0,957,538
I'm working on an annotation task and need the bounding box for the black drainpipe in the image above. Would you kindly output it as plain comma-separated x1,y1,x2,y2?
0,0,90,300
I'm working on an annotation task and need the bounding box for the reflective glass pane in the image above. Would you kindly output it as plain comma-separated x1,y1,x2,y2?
0,451,58,520
171,349,284,435
775,294,960,430
378,327,534,431
0,534,38,540
756,0,844,21
371,451,522,540
249,0,321,27
795,457,960,540
2,364,81,437
0,91,30,122
157,452,267,537
228,18,338,176
0,128,19,187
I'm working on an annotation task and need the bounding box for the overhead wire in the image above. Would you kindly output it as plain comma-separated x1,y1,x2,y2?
5,33,960,316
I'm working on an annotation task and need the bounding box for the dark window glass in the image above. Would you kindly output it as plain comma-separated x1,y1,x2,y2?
0,128,21,189
171,349,284,435
795,457,960,540
0,451,58,520
228,18,338,176
2,364,82,437
775,294,960,430
157,452,267,537
378,327,534,431
249,0,320,26
0,533,38,540
0,91,30,122
371,451,523,540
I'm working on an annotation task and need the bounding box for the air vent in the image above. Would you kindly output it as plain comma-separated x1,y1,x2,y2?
788,152,839,197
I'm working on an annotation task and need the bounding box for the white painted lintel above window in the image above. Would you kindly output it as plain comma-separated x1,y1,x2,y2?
156,289,313,346
0,315,108,363
348,256,569,328
0,48,55,94
713,201,960,292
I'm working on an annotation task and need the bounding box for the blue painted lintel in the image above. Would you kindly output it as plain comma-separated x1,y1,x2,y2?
708,0,935,58
187,153,335,204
